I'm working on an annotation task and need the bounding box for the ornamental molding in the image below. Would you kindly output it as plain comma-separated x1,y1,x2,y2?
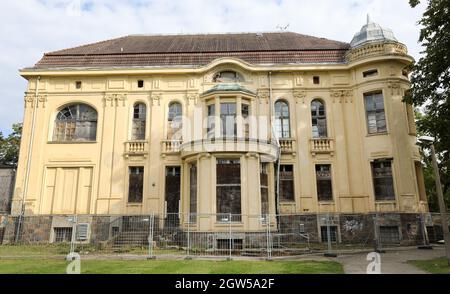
151,93,162,106
387,81,402,95
346,42,408,63
257,89,269,104
330,89,353,103
24,93,47,108
186,92,199,105
103,93,127,107
293,89,307,104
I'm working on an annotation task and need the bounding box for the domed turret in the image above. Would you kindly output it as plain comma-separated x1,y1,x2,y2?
350,15,398,48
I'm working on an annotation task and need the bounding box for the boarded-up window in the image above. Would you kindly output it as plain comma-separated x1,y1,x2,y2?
275,100,290,138
311,100,327,138
167,102,182,140
53,104,97,142
371,160,395,201
279,165,294,202
132,103,146,140
379,226,400,244
216,159,241,222
189,164,197,222
364,92,387,134
128,167,144,203
415,161,427,201
260,163,269,217
316,164,332,201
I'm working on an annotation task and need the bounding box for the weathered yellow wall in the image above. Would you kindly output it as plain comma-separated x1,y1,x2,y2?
11,42,427,221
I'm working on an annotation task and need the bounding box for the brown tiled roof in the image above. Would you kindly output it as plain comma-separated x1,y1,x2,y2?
33,32,350,69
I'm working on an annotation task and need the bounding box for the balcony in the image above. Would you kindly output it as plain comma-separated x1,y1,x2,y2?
161,140,182,155
310,138,334,156
279,138,296,155
179,138,279,162
124,140,148,157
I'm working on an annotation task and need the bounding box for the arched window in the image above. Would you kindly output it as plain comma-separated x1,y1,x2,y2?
311,99,327,138
53,103,97,142
274,100,290,138
212,70,244,83
167,102,182,140
132,103,146,140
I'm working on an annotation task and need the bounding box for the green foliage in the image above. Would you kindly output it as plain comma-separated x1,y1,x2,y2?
408,0,450,211
409,258,450,273
0,123,22,166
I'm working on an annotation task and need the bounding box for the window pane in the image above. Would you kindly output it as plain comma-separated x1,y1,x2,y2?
364,92,386,134
371,160,395,201
216,159,241,221
189,165,197,222
279,164,294,201
53,104,97,142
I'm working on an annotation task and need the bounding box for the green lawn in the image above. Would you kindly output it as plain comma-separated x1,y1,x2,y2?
0,259,343,274
409,258,450,274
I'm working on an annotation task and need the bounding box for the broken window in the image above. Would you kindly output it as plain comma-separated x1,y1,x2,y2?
189,164,197,223
364,92,387,134
363,69,378,78
311,99,327,138
212,70,244,83
167,102,182,140
279,164,294,202
260,163,269,217
316,164,333,201
216,159,241,222
54,227,73,243
220,103,237,137
274,100,291,138
132,103,146,140
53,104,97,142
128,167,144,203
320,226,338,243
207,104,215,139
371,159,395,201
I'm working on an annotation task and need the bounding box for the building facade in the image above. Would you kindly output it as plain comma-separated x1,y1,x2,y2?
11,20,428,235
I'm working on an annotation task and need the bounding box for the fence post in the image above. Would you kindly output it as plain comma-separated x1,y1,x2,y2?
266,214,272,260
69,215,77,255
373,213,384,253
418,213,433,249
186,213,192,260
228,213,232,261
147,213,155,259
324,213,336,257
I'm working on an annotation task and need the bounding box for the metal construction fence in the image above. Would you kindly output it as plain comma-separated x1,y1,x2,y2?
0,212,449,259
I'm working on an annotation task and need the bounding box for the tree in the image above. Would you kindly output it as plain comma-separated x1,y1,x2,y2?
0,123,22,166
407,0,450,211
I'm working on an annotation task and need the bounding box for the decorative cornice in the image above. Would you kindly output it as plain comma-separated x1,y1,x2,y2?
330,89,353,103
346,42,408,63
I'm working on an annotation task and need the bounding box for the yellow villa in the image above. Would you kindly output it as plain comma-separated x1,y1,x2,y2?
5,18,431,245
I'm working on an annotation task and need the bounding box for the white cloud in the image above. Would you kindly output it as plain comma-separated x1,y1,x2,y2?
0,0,426,134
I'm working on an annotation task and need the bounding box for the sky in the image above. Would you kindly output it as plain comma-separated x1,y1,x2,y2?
0,0,427,135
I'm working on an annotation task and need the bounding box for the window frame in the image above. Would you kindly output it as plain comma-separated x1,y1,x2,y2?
315,164,333,202
364,91,388,135
311,99,328,138
216,158,242,222
131,102,147,140
274,100,291,139
167,101,183,140
127,166,144,204
52,103,98,143
370,159,396,201
278,164,295,202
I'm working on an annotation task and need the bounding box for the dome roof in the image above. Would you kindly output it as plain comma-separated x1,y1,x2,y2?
350,15,398,47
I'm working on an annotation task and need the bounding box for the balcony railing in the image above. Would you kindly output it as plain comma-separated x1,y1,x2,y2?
161,140,182,154
310,138,334,156
279,138,296,154
124,140,148,157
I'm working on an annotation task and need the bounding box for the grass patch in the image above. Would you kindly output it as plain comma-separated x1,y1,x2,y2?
0,259,343,274
409,258,450,274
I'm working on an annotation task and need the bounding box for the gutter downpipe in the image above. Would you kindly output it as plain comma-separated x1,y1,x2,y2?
268,72,281,224
15,76,40,243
